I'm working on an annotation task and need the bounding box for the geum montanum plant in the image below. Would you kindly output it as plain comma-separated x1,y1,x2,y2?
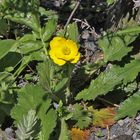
0,0,140,140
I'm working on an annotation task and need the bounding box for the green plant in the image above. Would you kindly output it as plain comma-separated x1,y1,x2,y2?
0,0,140,139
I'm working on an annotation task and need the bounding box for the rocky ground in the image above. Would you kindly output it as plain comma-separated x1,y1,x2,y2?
1,115,140,140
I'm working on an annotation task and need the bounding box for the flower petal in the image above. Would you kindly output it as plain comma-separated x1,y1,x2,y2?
70,53,80,63
50,37,66,49
49,50,66,66
66,40,78,56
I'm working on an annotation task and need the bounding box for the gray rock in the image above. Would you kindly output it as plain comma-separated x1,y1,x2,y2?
136,114,140,121
133,132,137,140
118,120,124,126
112,135,133,140
81,30,90,39
5,128,14,138
125,129,133,136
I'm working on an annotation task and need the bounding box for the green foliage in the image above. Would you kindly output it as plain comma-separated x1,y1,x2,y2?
116,92,140,119
66,22,79,43
16,109,39,140
58,118,70,140
98,36,132,62
76,60,140,101
11,84,51,123
0,39,15,59
124,81,138,93
107,0,113,5
71,104,92,129
0,52,22,72
37,61,54,92
0,19,8,36
0,0,140,139
38,108,57,140
42,18,58,42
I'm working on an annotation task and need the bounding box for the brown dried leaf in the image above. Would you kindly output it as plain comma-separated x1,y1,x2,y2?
70,128,90,140
89,107,116,128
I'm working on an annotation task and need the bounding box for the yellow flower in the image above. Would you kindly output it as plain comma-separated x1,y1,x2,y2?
49,37,80,66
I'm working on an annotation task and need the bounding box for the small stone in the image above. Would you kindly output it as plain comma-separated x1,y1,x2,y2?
53,1,60,7
81,30,90,39
136,114,140,120
118,120,124,126
133,132,137,140
125,129,133,135
124,117,131,124
112,135,133,140
5,128,14,138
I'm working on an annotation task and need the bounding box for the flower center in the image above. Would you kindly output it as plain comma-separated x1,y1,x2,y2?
62,47,71,55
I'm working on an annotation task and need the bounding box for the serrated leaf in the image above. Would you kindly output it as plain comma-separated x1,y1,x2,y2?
58,118,69,140
71,104,92,129
117,91,140,119
11,84,51,124
42,18,57,42
5,13,40,33
116,26,140,35
38,108,57,140
98,36,132,62
76,60,140,101
16,109,39,140
67,23,79,43
37,61,54,92
0,39,15,59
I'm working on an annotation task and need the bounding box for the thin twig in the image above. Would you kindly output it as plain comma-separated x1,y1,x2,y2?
73,18,100,39
107,125,110,140
64,0,81,30
97,97,120,107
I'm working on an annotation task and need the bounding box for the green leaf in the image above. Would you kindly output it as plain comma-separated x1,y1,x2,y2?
98,36,132,62
0,39,15,59
5,13,40,33
39,7,57,18
38,108,57,140
19,41,43,54
11,84,51,124
67,22,79,43
0,52,22,72
116,91,140,119
59,118,70,140
0,19,8,35
19,34,36,42
116,26,140,35
42,18,57,42
124,81,138,93
54,78,68,93
0,72,15,104
107,0,113,5
16,109,39,140
71,104,92,129
76,60,140,101
37,61,54,92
